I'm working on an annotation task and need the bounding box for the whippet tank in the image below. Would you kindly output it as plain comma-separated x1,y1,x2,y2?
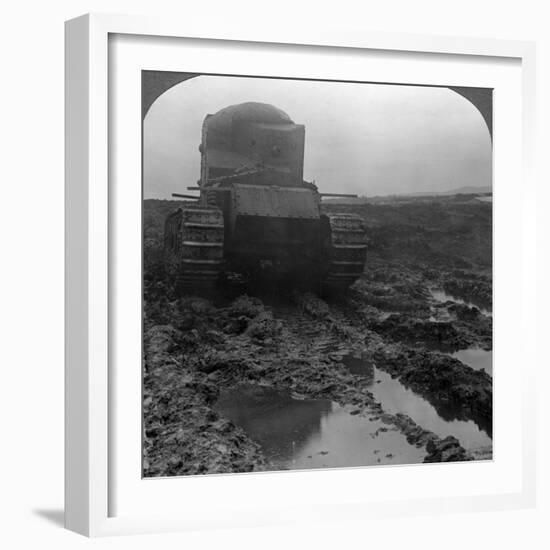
164,102,367,291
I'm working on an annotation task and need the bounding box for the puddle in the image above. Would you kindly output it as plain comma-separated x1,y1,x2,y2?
215,384,425,471
342,354,492,451
451,348,492,375
429,288,491,316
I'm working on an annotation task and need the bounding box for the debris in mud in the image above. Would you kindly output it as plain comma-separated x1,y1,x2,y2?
443,277,492,312
424,436,471,463
447,302,482,321
228,295,265,319
372,314,470,351
244,311,283,342
373,347,492,424
292,291,332,319
197,350,247,375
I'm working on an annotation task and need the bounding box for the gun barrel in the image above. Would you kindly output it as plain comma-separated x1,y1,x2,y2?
172,193,199,200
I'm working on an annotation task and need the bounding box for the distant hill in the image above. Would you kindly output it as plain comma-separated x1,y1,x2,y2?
406,185,492,197
323,185,492,205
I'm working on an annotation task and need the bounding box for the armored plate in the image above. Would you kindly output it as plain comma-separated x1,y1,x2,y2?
233,184,320,219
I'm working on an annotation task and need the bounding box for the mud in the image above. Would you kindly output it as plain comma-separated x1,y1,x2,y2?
143,194,493,476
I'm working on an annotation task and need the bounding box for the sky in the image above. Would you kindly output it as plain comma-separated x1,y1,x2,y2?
143,75,492,199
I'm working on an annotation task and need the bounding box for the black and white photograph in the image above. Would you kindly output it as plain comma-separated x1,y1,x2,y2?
142,72,493,477
3,0,547,544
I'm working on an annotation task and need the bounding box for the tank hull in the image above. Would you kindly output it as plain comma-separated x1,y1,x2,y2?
164,102,368,293
226,215,323,277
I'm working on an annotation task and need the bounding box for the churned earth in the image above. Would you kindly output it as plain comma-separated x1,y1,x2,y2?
142,194,493,477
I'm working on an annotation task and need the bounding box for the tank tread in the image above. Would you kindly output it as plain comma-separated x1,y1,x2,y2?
323,214,367,291
182,222,225,229
165,205,225,293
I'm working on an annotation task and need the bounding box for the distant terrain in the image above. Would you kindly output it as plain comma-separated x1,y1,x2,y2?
322,187,491,204
396,185,492,197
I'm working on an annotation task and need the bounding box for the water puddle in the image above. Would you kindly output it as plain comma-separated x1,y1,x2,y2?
215,384,425,471
451,348,492,375
429,288,491,316
342,354,492,451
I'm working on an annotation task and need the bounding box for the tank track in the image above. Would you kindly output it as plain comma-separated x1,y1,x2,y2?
165,205,225,293
322,214,367,291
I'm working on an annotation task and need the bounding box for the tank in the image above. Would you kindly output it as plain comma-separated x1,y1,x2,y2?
164,102,367,292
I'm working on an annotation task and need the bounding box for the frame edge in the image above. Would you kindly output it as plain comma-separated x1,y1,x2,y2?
65,11,538,536
65,13,91,537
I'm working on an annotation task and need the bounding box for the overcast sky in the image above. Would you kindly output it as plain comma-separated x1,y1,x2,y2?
143,75,492,199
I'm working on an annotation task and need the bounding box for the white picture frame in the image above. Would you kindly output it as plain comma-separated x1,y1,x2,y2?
65,13,537,537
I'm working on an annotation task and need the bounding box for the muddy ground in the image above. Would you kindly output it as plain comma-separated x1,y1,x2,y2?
143,194,492,476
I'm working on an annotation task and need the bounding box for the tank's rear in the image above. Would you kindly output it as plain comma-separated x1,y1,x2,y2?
227,183,322,276
165,102,367,291
199,102,324,278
